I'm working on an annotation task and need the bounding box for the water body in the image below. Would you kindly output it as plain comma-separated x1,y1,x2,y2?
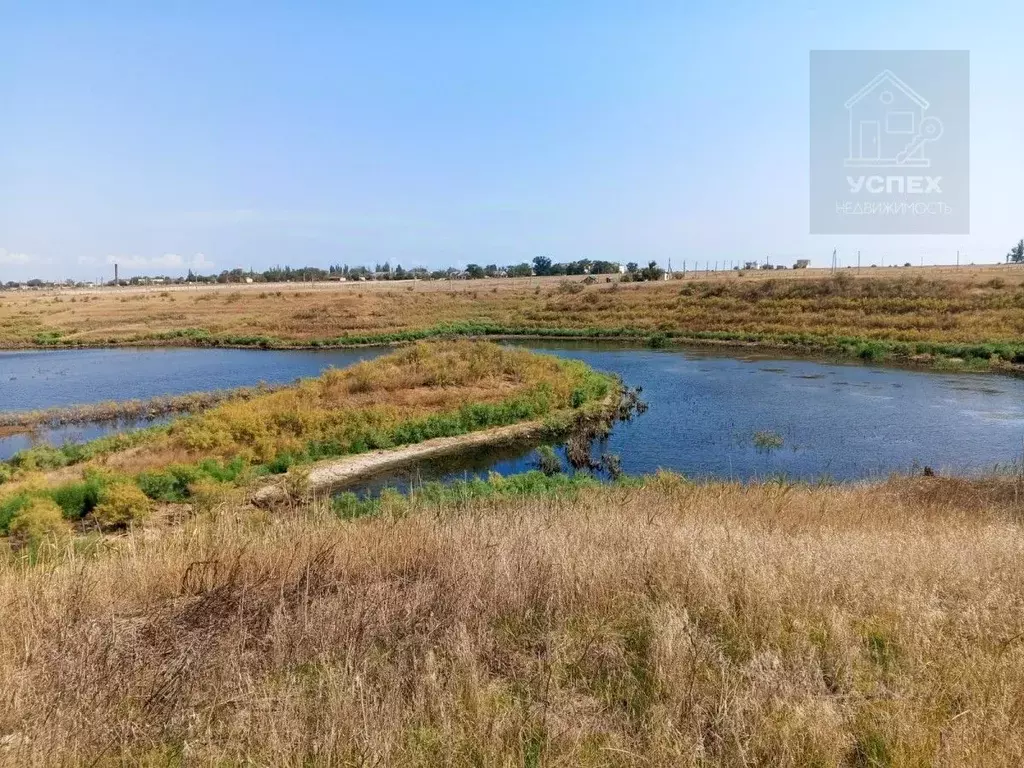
0,347,385,460
2,343,1022,482
356,341,1024,491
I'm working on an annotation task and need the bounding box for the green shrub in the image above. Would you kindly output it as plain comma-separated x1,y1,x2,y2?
0,493,32,534
570,388,586,408
9,497,72,548
9,445,72,471
48,475,106,520
857,342,887,362
265,453,297,475
137,465,201,502
91,483,152,530
333,491,377,520
197,457,247,483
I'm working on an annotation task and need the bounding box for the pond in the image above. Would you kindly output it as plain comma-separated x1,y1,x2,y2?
0,347,385,460
355,340,1024,491
2,343,1023,482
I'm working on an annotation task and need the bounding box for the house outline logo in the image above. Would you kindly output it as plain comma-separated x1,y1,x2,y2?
843,69,944,168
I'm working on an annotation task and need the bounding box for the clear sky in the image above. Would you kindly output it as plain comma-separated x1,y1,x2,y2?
1,0,1021,280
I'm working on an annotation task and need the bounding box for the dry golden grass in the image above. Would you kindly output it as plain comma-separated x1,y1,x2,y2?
121,339,592,469
2,474,1023,765
3,266,1024,348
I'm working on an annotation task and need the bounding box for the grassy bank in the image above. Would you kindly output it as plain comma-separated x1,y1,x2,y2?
1,472,1022,764
13,319,1024,374
3,274,1024,370
0,341,614,534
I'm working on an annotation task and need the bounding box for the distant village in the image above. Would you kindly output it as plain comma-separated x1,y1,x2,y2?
0,256,822,291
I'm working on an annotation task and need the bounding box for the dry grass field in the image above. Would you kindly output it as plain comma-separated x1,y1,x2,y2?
1,474,1023,765
2,265,1023,351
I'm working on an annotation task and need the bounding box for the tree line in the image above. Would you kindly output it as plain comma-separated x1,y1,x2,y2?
2,256,671,288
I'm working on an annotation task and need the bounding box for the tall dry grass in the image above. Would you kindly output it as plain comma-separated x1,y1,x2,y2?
1,474,1022,765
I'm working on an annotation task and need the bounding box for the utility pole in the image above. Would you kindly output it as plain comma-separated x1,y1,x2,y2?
956,249,960,267
831,248,837,274
857,250,861,273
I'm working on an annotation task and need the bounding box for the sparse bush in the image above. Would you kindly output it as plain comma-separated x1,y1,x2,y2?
284,465,311,502
535,445,562,475
556,280,585,295
187,478,233,514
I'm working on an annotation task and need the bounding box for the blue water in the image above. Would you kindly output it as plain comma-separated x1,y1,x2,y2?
0,347,385,460
2,343,1023,481
0,347,386,411
355,341,1024,490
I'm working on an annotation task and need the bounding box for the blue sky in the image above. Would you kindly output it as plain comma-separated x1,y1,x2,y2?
1,1,1021,280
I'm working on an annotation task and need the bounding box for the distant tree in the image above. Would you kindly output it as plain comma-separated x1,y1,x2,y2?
626,262,639,274
507,263,532,278
564,259,593,276
590,260,620,275
640,261,664,282
1008,239,1024,263
484,264,500,278
532,256,553,276
465,264,486,279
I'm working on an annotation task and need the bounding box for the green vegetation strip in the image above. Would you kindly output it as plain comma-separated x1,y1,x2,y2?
332,470,627,520
23,322,1024,371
